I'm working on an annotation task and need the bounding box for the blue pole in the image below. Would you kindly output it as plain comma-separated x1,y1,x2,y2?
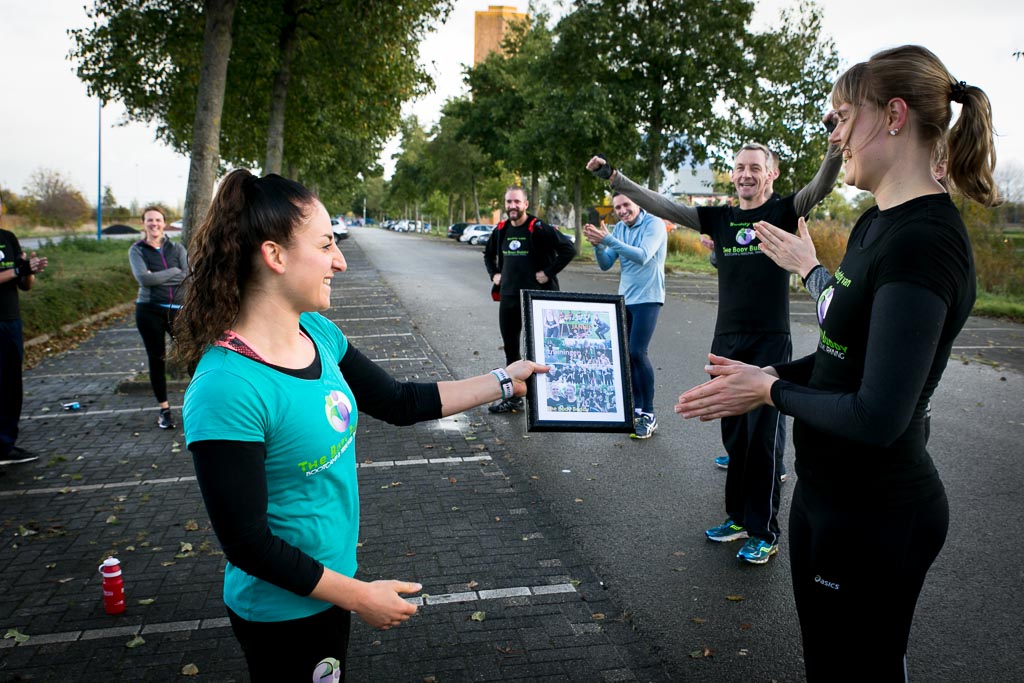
97,100,102,241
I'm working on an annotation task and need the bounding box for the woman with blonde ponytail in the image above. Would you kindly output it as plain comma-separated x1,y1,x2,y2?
673,45,998,680
177,170,547,681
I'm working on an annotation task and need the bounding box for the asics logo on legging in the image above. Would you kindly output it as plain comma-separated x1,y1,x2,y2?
814,575,840,590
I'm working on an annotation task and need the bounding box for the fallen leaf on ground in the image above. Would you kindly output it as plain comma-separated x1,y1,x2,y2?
4,628,29,644
467,580,479,589
725,595,745,602
125,635,145,648
592,613,606,620
138,598,156,605
181,663,199,676
691,617,706,624
183,520,199,531
470,611,486,622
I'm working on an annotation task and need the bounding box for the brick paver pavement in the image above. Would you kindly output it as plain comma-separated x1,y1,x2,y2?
0,239,670,682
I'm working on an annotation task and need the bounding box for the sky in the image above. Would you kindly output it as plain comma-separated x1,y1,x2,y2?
1,0,1022,211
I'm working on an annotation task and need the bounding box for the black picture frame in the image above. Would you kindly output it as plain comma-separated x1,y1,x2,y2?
521,290,634,433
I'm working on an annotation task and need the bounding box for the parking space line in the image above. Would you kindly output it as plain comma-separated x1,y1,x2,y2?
0,457,496,498
0,583,576,649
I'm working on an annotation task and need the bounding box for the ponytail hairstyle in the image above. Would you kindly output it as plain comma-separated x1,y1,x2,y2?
173,170,318,373
831,44,999,206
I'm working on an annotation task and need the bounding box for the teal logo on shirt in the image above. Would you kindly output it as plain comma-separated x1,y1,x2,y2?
324,390,352,432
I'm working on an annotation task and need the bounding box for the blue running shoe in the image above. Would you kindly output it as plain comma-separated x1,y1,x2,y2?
631,413,658,439
705,519,748,542
714,455,729,469
737,538,778,564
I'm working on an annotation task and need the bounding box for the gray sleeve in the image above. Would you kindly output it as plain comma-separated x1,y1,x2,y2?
610,171,701,230
792,144,843,217
804,265,831,301
128,245,183,287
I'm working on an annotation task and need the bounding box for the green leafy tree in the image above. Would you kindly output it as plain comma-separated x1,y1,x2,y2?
70,0,452,239
537,8,641,240
724,1,840,195
568,0,756,189
386,117,431,221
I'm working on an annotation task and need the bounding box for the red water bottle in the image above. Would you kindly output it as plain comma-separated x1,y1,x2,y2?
99,557,125,614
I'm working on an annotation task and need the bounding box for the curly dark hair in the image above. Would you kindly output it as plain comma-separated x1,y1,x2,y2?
173,170,317,373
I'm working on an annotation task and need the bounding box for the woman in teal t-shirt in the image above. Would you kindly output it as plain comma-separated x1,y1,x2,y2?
175,170,546,682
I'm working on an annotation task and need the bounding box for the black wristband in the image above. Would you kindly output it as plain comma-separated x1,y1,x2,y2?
801,264,825,286
14,259,33,278
591,154,613,181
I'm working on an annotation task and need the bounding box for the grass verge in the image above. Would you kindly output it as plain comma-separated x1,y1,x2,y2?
19,237,138,339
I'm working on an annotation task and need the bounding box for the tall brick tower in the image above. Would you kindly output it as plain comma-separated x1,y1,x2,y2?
474,5,528,65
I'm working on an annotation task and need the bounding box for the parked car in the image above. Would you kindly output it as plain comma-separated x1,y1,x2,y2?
447,222,470,239
460,224,495,245
331,217,349,241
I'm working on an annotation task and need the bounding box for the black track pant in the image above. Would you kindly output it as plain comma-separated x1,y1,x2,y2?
135,303,178,404
790,480,948,681
498,294,523,366
711,331,791,544
0,320,24,456
228,605,351,682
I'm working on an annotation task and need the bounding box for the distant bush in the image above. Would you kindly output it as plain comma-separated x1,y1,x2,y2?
19,237,137,339
804,219,850,274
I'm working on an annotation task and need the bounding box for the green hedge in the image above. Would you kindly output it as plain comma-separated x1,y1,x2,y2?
18,237,139,339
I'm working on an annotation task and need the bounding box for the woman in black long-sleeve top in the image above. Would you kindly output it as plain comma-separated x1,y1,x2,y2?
674,45,999,681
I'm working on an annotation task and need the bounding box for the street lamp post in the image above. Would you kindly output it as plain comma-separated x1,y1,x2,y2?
96,100,102,241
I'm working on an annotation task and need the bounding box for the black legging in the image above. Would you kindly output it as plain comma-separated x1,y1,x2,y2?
135,303,178,403
228,605,351,682
498,294,523,366
790,480,948,681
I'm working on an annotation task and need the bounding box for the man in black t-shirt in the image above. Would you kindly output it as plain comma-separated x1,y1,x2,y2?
587,133,839,564
484,186,575,414
0,193,48,466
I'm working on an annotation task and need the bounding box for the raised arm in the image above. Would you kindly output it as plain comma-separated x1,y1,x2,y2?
792,114,843,216
587,155,701,230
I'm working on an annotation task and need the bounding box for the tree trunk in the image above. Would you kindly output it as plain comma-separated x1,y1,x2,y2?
647,108,663,191
573,176,582,252
471,170,481,222
531,171,539,207
182,0,239,246
264,0,300,175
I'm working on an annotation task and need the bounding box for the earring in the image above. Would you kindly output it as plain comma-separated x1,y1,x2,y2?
889,128,899,136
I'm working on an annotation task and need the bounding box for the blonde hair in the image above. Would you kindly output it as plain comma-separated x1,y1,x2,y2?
831,45,998,206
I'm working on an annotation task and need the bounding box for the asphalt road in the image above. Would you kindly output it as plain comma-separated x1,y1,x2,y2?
346,227,1023,682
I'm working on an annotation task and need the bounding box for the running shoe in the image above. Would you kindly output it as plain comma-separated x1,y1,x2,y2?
487,397,523,414
157,408,176,430
705,519,748,542
0,447,39,465
714,455,730,469
737,538,778,564
631,414,658,439
779,473,788,483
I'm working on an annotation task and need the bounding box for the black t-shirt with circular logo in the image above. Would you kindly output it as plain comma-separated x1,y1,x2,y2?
696,197,799,336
